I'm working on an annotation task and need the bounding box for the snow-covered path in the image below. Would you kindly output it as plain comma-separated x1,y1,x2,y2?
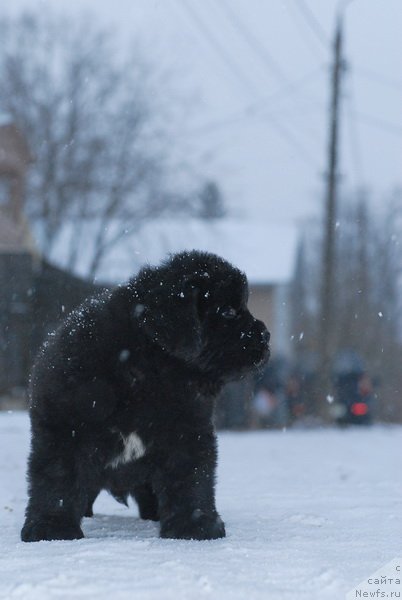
1,412,401,600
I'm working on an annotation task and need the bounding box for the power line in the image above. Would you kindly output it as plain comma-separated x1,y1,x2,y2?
354,66,402,91
284,0,327,59
290,3,401,94
178,0,259,96
176,0,321,168
209,0,324,148
217,0,289,85
356,111,402,136
192,65,325,135
187,98,321,168
292,0,330,51
265,118,319,167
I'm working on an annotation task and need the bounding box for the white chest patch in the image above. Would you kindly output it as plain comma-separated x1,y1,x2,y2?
107,432,146,469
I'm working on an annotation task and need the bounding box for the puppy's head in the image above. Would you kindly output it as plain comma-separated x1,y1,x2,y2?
130,251,270,378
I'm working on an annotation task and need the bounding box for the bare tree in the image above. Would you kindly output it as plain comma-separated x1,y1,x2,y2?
291,190,402,420
0,12,195,277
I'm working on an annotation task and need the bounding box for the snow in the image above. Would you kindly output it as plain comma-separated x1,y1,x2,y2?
1,412,401,600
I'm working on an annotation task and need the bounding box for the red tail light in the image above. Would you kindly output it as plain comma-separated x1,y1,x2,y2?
351,402,368,416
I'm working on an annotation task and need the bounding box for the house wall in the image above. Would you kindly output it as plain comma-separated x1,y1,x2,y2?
0,253,33,393
0,255,103,394
31,260,104,354
248,283,292,358
0,123,32,222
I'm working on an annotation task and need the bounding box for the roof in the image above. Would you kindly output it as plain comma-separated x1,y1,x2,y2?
42,218,298,286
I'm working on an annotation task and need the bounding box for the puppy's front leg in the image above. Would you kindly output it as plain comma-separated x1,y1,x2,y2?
132,484,159,521
154,431,225,540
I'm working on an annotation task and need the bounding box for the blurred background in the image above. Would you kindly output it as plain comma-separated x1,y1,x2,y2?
0,0,401,428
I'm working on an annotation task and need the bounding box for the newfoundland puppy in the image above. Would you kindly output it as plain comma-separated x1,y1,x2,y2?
21,251,270,542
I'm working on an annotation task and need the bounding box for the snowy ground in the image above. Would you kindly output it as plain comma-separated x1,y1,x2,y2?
1,412,401,600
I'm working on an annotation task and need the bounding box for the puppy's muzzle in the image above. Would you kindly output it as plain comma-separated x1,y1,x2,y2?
261,329,270,345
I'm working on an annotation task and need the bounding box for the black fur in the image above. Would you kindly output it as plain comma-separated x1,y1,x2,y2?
21,251,270,542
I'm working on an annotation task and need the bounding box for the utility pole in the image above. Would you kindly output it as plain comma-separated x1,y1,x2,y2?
317,15,344,411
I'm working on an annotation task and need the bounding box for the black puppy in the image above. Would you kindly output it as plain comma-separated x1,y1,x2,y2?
21,251,269,542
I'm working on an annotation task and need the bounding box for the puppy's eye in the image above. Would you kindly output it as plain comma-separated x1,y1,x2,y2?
220,306,238,319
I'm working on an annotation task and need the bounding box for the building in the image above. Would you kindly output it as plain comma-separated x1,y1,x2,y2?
0,118,35,395
0,118,99,398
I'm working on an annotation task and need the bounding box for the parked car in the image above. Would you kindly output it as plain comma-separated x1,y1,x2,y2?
330,351,375,425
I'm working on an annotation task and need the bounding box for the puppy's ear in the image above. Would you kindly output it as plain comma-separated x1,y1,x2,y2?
135,277,202,361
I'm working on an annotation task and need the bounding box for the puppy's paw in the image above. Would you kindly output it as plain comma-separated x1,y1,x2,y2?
160,510,225,540
21,517,84,542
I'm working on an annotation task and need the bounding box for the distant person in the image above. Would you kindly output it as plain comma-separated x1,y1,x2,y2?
285,373,305,423
251,357,289,428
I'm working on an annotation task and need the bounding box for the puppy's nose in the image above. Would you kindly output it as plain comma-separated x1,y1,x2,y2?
261,329,270,344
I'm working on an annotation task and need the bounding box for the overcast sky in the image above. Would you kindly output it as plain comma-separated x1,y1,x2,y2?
3,0,401,224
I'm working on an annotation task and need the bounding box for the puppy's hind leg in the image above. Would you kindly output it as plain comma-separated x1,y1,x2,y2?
21,424,91,542
132,484,159,521
84,488,100,518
